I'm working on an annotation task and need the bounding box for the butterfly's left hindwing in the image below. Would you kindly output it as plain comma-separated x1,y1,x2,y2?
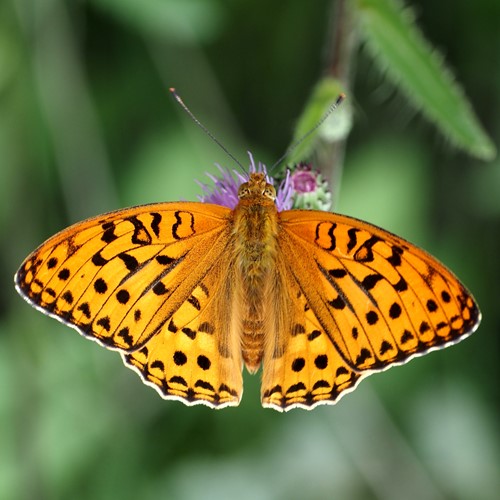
261,210,480,411
15,202,243,408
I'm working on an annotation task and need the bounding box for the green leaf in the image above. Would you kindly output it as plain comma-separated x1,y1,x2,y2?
286,77,352,165
354,0,496,160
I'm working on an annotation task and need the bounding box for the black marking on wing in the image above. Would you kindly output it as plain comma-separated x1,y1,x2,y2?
125,216,152,245
150,212,162,238
172,211,195,240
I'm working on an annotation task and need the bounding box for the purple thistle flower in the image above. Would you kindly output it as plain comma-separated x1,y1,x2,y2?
196,164,242,209
288,163,332,211
198,153,294,211
290,164,317,193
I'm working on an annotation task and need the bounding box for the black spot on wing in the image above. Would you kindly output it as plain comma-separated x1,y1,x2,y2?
172,211,195,240
394,277,408,292
126,216,152,245
356,348,372,365
328,296,346,310
401,330,414,343
263,385,282,398
152,282,168,295
173,351,187,365
77,302,91,319
314,354,328,369
312,380,330,390
195,380,215,392
118,253,139,272
187,295,201,311
150,212,162,238
117,327,133,347
336,366,349,376
354,236,382,263
156,255,175,266
387,245,404,266
197,355,211,370
291,358,305,372
182,328,196,340
366,310,379,325
346,228,359,252
286,382,306,394
58,268,70,281
92,251,107,267
170,375,187,386
150,359,164,371
94,278,108,294
116,289,130,304
96,316,111,332
315,222,337,250
379,340,393,355
389,302,402,319
329,268,347,278
47,257,58,269
101,221,118,243
361,274,384,291
307,330,321,341
426,299,438,312
419,321,430,334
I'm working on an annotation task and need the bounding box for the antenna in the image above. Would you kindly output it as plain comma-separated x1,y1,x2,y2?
169,88,245,172
270,93,346,172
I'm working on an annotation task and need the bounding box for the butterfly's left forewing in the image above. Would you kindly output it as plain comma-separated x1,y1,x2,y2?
15,202,243,408
262,210,480,411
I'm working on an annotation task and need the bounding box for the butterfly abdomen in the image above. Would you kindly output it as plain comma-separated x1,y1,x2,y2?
233,196,279,372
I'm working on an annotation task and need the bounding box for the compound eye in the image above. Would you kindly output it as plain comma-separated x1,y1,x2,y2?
238,183,250,198
263,184,276,200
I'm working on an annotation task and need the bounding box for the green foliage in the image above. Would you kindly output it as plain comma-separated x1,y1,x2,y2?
286,77,352,165
354,0,496,160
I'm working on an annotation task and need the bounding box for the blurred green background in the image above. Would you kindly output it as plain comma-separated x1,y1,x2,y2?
2,0,499,499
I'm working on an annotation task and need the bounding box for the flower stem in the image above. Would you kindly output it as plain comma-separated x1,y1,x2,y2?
320,0,358,205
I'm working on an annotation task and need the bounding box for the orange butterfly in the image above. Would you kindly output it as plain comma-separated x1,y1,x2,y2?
15,166,480,411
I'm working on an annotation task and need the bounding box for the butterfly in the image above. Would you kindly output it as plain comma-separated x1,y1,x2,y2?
15,168,480,411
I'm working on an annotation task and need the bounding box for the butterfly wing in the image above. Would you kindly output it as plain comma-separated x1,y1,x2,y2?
262,210,480,411
15,202,243,408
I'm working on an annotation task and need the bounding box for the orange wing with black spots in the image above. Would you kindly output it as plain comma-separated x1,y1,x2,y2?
15,202,244,408
260,210,480,410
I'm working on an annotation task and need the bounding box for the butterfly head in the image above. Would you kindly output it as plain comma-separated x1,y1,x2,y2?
238,172,276,202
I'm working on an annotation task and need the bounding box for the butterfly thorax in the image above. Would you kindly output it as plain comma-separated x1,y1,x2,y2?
233,173,279,372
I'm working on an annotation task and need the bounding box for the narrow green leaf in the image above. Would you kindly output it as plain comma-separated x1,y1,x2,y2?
287,77,352,165
354,0,496,160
